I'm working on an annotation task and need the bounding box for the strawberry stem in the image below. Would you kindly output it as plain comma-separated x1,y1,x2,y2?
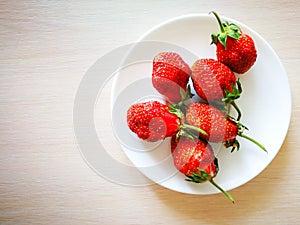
209,179,235,203
239,133,267,153
182,124,207,136
230,101,242,121
210,11,225,33
186,169,235,203
210,11,241,48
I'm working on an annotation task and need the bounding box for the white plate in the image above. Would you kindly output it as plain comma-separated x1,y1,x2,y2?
111,14,291,194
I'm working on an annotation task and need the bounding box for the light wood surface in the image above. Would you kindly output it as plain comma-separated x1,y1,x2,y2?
1,1,299,224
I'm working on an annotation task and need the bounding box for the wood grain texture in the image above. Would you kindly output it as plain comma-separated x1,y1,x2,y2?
0,0,299,224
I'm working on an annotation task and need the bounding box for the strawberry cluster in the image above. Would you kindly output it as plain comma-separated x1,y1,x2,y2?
126,12,265,203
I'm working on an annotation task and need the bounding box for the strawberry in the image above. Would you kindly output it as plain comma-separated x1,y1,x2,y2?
127,101,180,142
127,101,206,142
171,135,216,177
152,52,191,103
171,135,235,203
191,58,236,102
191,58,242,120
210,11,257,74
185,102,267,152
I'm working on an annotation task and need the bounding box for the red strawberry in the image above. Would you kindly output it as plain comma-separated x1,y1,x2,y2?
171,135,216,177
171,135,235,203
185,102,267,152
210,11,257,74
191,58,242,120
127,101,180,142
152,52,191,103
186,102,237,142
127,101,207,142
191,58,239,101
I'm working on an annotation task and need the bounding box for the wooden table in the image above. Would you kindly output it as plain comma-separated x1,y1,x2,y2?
1,1,299,224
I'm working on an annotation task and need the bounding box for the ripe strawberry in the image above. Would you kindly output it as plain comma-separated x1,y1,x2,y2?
127,101,207,142
171,135,235,203
191,58,242,120
191,58,239,100
185,102,267,152
171,135,216,177
152,52,191,103
210,11,257,74
127,101,180,142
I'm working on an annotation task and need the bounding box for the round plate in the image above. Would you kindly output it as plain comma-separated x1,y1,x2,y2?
111,14,291,194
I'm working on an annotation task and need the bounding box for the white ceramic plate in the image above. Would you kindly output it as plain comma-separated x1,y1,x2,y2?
111,14,291,194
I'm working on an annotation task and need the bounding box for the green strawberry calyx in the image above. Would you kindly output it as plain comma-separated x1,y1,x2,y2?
223,79,242,103
168,86,208,139
185,158,235,203
210,11,241,49
168,104,207,139
223,79,243,121
173,85,194,112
